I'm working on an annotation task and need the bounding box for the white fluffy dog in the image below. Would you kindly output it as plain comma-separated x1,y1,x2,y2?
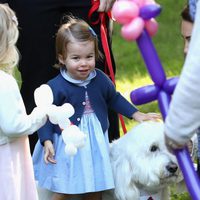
37,121,182,200
109,121,182,200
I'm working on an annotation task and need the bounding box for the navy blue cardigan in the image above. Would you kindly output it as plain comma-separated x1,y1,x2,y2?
38,69,138,143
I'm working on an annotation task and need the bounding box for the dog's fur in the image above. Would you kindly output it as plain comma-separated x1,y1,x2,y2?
110,121,182,200
37,121,182,200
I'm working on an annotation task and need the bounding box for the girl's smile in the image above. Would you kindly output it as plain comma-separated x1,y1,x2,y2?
59,40,96,80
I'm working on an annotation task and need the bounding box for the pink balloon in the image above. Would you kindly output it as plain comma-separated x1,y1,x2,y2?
144,0,156,5
131,0,145,7
121,17,144,40
145,18,158,36
112,1,139,24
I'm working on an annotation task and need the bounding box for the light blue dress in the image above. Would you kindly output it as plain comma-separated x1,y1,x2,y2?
32,69,115,194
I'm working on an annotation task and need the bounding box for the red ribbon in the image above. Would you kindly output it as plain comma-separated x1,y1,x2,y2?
88,0,127,134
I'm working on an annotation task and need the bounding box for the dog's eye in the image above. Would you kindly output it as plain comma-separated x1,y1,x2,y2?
150,145,159,152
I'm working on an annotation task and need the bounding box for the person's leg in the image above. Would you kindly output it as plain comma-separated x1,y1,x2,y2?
108,109,120,142
10,0,62,111
51,193,80,200
82,192,102,200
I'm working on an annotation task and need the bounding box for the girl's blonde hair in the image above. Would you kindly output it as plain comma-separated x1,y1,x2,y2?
55,16,99,69
0,4,19,74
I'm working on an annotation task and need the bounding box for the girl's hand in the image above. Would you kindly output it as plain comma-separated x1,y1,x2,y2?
132,111,161,123
44,140,56,164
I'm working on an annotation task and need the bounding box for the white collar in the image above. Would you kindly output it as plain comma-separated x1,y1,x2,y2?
60,68,96,86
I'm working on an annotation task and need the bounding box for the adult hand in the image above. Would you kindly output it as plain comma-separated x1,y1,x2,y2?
164,134,185,153
98,0,115,12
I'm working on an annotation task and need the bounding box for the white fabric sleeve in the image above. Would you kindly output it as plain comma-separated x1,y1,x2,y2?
0,72,47,137
164,1,200,145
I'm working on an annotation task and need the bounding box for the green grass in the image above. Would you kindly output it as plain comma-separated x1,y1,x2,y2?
113,0,191,199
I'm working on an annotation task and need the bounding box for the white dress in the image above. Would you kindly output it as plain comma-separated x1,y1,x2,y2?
0,70,47,200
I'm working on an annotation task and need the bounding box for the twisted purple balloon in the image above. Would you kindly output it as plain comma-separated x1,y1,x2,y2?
112,1,200,199
134,27,200,200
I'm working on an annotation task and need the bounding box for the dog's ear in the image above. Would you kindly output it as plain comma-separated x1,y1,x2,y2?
111,151,140,200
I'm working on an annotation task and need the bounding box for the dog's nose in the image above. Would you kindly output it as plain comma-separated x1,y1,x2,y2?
166,162,178,174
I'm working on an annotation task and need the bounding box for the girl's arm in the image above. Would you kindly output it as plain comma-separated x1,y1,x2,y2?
0,73,47,137
102,71,160,120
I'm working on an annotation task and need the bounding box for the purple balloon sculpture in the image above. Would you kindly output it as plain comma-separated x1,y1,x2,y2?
135,28,200,200
112,1,200,199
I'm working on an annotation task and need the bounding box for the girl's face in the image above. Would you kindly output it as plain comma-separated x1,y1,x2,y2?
59,40,96,80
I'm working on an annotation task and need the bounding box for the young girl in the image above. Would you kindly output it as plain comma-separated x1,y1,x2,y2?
33,17,160,200
0,4,48,200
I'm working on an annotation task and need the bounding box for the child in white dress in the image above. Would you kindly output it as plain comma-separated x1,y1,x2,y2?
0,4,48,200
33,17,160,200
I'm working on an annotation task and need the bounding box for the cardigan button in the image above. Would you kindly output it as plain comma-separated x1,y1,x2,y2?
82,102,86,105
77,118,81,121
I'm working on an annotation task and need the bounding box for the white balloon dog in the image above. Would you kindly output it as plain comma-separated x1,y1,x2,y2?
34,84,86,156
